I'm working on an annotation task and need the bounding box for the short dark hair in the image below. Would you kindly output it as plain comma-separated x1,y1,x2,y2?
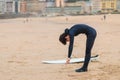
59,33,67,45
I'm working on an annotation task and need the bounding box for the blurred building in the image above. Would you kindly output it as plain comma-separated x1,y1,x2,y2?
25,0,46,14
117,0,120,11
0,0,4,14
90,0,101,14
0,0,20,14
101,0,117,13
0,0,120,16
55,0,64,7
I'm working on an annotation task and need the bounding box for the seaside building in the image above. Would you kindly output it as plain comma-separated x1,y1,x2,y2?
1,0,120,16
90,0,101,13
19,0,26,13
5,0,20,13
117,0,120,11
101,0,117,13
21,0,46,14
0,0,20,14
0,0,5,14
55,0,64,7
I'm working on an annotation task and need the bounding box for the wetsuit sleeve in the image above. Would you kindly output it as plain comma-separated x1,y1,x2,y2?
68,35,74,58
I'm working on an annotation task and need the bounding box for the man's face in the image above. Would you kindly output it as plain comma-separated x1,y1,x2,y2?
65,35,70,42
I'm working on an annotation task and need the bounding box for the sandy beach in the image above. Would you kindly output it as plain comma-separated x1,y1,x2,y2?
0,14,120,80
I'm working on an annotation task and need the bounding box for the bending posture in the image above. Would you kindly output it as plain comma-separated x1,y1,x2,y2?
59,24,97,72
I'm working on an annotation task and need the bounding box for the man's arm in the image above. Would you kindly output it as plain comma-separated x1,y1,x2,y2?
68,35,74,58
66,35,74,64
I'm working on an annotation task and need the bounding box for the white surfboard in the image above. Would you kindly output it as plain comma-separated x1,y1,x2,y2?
42,55,99,64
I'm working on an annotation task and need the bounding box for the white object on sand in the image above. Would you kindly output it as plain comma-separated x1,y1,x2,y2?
42,55,99,64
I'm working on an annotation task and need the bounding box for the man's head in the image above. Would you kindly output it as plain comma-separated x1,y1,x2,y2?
59,28,70,45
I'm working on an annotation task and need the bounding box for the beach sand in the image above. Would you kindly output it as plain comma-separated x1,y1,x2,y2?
0,14,120,80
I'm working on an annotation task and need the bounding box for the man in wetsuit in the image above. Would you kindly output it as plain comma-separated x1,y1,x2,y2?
59,24,97,72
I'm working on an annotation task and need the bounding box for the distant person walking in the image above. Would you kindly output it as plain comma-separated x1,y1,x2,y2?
103,14,106,20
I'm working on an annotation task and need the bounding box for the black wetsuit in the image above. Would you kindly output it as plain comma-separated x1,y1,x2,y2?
68,24,97,69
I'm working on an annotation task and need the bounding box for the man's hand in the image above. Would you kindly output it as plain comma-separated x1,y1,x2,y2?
66,58,71,64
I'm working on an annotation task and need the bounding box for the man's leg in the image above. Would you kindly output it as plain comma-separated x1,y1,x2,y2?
76,35,96,72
